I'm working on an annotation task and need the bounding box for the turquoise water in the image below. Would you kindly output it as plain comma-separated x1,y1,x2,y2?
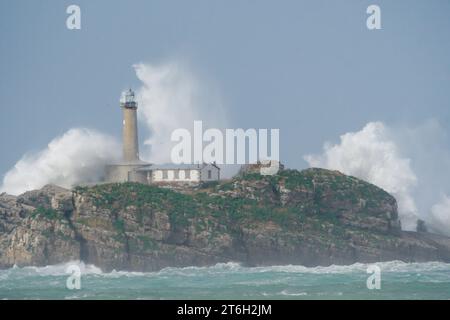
0,261,449,300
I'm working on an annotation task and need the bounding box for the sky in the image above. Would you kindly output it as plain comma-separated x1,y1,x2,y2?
1,0,449,173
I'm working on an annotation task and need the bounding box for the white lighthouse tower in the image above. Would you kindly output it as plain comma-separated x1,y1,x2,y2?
120,89,140,163
104,89,148,183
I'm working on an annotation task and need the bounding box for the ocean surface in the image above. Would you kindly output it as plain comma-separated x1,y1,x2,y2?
0,261,449,300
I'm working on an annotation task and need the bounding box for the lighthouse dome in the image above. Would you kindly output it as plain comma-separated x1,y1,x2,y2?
120,89,137,108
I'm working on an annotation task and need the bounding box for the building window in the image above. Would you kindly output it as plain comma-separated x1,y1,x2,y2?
174,170,179,180
208,170,212,179
185,170,191,179
162,170,168,180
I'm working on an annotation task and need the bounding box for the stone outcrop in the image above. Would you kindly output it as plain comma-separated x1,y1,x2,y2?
1,168,449,272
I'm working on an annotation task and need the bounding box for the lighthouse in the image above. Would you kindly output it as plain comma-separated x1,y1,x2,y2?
104,88,220,185
104,89,148,183
120,89,140,163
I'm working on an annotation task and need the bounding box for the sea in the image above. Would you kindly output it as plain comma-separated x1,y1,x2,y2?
0,261,449,300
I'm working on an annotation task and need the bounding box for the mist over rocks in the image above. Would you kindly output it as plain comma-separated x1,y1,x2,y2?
304,120,450,237
0,128,121,196
1,168,449,272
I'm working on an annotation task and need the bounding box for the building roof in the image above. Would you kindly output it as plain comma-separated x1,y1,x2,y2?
106,160,149,166
136,163,220,171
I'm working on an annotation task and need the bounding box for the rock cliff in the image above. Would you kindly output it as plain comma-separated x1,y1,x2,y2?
1,168,449,272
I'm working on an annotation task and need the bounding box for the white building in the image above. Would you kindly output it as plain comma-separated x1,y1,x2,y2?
135,163,220,184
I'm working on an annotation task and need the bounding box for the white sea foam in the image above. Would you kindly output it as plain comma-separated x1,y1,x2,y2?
1,260,449,279
134,61,228,164
0,261,102,278
304,120,450,236
279,290,308,296
0,128,120,195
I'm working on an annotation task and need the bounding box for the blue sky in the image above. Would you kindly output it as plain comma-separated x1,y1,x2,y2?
1,0,450,176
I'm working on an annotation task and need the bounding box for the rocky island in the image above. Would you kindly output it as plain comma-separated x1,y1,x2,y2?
1,168,450,272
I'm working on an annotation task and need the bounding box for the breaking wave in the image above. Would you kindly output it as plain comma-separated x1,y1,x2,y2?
2,260,450,278
1,260,449,299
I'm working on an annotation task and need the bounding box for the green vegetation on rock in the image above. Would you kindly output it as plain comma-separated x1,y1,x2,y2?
31,206,60,220
9,168,450,274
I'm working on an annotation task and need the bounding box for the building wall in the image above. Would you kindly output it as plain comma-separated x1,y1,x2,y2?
128,170,147,184
200,165,220,181
152,169,202,182
106,165,220,184
190,170,200,181
105,164,146,183
105,165,130,183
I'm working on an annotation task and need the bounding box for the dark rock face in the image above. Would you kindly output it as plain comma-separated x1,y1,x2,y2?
1,168,449,272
